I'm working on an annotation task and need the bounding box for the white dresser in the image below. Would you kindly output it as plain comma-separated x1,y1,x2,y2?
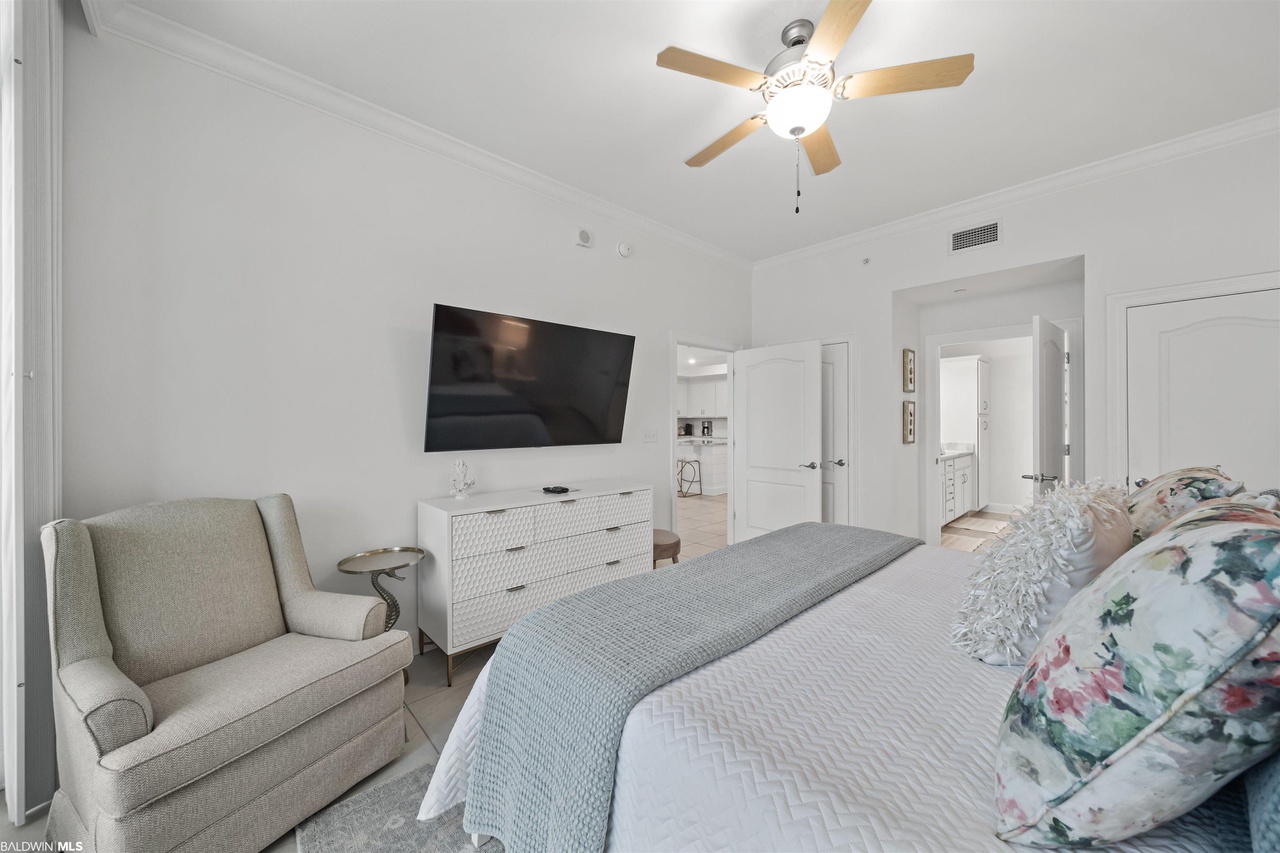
417,478,653,684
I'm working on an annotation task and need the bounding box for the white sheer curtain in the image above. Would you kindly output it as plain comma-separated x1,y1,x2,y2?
1,0,62,826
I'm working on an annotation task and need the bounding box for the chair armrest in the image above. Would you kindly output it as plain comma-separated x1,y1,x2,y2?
59,656,153,755
284,590,387,640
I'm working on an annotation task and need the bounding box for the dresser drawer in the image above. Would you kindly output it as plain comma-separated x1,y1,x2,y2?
450,552,650,649
598,489,651,528
593,553,650,585
536,496,602,541
452,534,605,602
452,505,537,559
599,521,650,564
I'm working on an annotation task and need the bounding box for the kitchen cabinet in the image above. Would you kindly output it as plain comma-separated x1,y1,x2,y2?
675,380,690,418
678,376,730,419
690,381,716,417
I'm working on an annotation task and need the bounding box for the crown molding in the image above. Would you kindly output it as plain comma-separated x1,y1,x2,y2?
95,3,754,273
754,108,1280,273
77,0,125,38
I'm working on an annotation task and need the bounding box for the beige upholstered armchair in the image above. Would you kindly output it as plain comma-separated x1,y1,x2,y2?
42,494,413,852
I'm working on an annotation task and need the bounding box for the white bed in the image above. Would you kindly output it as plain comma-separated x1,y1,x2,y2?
420,544,1230,851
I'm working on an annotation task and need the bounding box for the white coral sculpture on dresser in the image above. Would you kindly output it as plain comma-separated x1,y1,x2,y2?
951,478,1129,665
449,459,475,499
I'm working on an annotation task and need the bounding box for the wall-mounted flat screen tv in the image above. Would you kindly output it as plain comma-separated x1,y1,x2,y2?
424,305,636,452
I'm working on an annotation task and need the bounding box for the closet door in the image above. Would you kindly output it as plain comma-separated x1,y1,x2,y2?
1127,288,1280,489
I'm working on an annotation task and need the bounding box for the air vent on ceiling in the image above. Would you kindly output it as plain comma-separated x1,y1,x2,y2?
951,220,1001,253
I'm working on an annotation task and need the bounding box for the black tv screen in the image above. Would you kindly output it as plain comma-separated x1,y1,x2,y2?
424,305,636,452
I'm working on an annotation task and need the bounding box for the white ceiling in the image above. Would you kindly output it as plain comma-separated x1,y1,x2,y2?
126,0,1280,262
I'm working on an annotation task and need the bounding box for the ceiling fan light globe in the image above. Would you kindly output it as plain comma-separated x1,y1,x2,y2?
763,84,833,139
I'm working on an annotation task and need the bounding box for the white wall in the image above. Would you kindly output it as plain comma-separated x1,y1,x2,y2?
753,128,1280,537
60,15,751,635
940,340,1034,511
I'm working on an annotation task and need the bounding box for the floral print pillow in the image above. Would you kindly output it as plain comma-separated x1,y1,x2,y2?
994,500,1280,847
1126,466,1243,541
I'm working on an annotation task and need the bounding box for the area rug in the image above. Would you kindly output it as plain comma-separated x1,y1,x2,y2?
296,763,502,853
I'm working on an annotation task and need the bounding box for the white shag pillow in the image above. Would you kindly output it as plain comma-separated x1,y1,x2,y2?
951,479,1132,666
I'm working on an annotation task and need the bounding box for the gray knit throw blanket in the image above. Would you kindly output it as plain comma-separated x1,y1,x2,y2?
463,521,922,853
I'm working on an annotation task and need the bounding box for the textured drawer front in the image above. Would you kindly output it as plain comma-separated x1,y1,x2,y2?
591,553,650,586
598,489,652,528
451,553,649,648
599,522,650,564
536,497,601,541
453,533,606,602
452,582,556,649
452,506,537,559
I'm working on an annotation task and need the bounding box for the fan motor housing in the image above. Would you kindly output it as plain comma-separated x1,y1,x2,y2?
763,19,835,100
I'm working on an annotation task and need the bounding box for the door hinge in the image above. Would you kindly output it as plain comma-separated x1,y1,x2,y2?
1065,443,1070,456
1064,352,1070,364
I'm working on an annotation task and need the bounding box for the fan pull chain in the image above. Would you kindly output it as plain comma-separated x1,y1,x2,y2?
795,138,801,214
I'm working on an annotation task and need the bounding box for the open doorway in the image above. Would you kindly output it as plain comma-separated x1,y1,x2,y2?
925,316,1079,550
671,343,732,560
936,339,1030,551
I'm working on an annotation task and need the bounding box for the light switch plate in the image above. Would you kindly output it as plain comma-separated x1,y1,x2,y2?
642,429,658,443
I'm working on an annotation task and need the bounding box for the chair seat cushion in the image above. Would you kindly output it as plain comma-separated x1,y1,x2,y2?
96,629,412,817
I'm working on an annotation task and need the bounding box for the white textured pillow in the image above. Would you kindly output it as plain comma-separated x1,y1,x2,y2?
951,480,1132,666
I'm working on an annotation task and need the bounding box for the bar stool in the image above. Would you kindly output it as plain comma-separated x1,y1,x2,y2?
676,458,702,497
653,529,681,568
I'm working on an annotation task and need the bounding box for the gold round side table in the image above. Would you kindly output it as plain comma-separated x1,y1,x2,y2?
337,546,425,633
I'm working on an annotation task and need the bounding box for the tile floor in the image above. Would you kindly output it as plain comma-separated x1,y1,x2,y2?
940,509,1013,552
675,492,728,560
0,646,494,851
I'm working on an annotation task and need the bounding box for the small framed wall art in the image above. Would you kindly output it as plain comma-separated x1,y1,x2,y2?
902,348,916,393
903,401,916,444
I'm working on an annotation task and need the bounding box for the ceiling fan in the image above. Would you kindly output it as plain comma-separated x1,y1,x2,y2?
657,0,974,176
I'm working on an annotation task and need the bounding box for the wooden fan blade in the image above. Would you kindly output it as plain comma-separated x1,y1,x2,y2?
657,47,766,90
801,125,841,175
686,115,766,167
804,0,873,65
837,54,975,99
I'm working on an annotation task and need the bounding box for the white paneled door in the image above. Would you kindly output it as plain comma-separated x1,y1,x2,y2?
821,342,850,525
1127,288,1280,489
732,341,822,542
1031,316,1068,497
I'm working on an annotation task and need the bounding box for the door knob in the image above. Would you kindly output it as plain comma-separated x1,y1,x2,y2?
825,459,847,467
799,462,818,469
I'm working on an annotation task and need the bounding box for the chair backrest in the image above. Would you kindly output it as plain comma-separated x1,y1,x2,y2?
83,497,287,685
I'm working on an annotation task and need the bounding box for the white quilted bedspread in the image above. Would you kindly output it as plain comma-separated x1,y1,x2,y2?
421,544,1226,852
